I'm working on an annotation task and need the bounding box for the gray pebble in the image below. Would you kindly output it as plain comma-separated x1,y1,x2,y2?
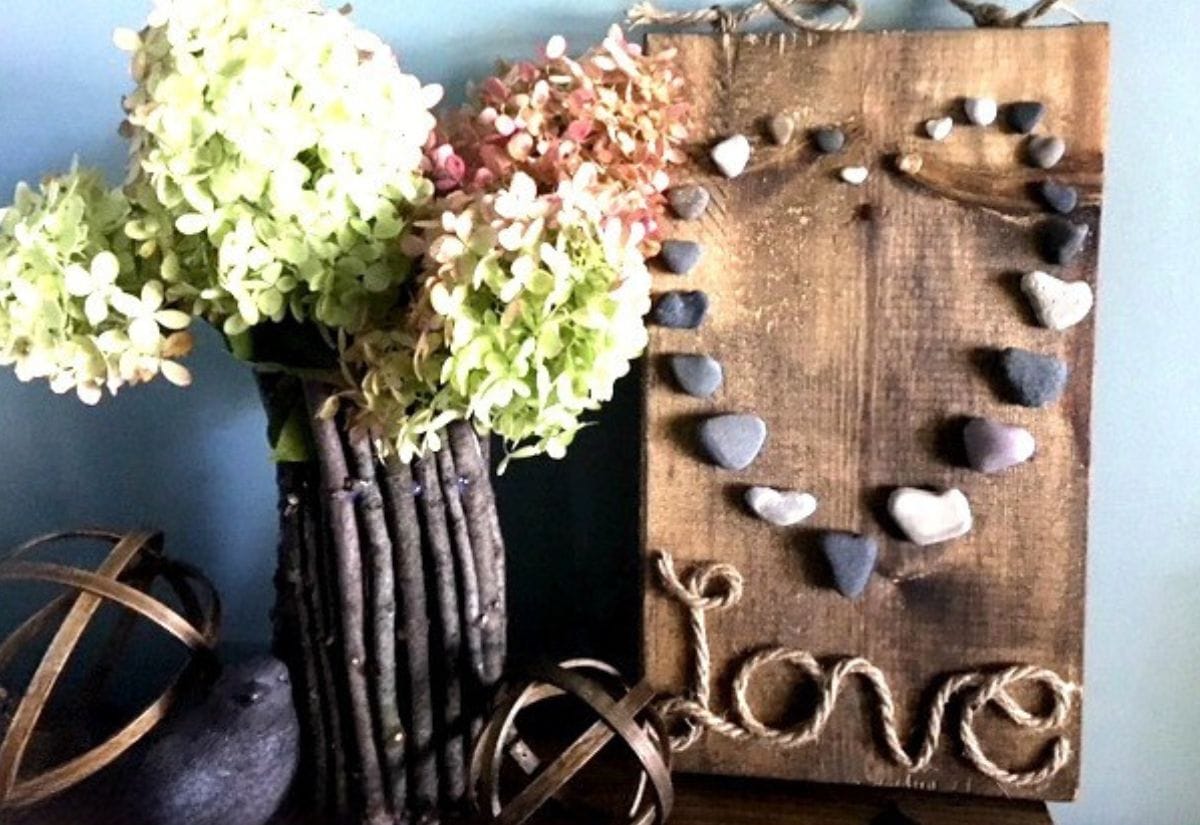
1027,135,1066,169
669,353,724,398
813,127,846,154
668,185,711,221
820,532,878,600
1037,180,1078,214
1006,101,1046,134
768,113,796,146
999,347,1070,408
1038,217,1089,265
652,291,709,329
660,240,703,275
698,413,767,470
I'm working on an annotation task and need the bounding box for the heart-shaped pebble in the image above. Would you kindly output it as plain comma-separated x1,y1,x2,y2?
668,185,711,221
998,347,1070,408
1036,180,1078,214
1006,100,1046,134
840,166,869,186
1027,135,1066,169
1021,270,1094,330
660,240,703,275
964,96,998,126
888,488,973,546
711,135,751,178
819,532,878,599
744,486,818,527
813,127,846,154
925,117,954,141
1038,217,1089,265
669,354,723,398
698,414,767,471
963,418,1036,474
768,114,795,146
652,291,709,329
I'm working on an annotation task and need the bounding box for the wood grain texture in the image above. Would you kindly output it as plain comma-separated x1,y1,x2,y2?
642,26,1109,802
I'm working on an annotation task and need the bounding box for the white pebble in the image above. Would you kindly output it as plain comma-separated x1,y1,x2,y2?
711,135,751,179
888,488,973,546
964,97,998,127
1020,271,1094,331
745,487,818,527
925,117,954,141
840,166,869,186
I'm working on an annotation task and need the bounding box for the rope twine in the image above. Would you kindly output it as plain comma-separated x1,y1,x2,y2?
628,0,863,34
653,552,1078,788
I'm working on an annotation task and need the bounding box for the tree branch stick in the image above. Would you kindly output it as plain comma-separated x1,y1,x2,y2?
435,445,485,749
304,382,391,825
348,432,408,818
448,423,506,686
413,455,467,806
382,455,439,823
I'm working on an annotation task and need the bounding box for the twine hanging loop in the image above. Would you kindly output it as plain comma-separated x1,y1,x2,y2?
948,0,1083,27
628,0,863,34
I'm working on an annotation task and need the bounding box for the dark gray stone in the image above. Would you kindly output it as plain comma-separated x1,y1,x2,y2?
669,353,723,398
813,127,846,154
820,532,879,600
668,185,711,221
999,347,1070,408
1026,135,1066,169
1005,100,1046,134
1037,180,1078,214
652,291,709,329
660,240,703,275
121,657,299,825
1038,217,1089,265
697,414,767,470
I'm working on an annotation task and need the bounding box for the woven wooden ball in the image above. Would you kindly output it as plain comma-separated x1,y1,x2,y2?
470,659,673,825
0,530,220,809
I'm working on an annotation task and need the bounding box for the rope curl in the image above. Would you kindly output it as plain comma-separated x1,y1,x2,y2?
653,552,1078,788
628,0,863,34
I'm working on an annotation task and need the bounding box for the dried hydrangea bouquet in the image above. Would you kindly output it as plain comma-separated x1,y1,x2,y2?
0,1,689,822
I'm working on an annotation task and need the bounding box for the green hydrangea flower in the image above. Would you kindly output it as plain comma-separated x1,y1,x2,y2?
346,168,651,467
116,0,441,336
0,167,194,404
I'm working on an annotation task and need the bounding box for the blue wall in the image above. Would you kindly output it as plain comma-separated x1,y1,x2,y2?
1,2,1198,823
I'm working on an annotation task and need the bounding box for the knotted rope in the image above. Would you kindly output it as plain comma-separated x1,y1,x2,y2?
947,0,1083,27
628,0,863,34
654,552,1078,788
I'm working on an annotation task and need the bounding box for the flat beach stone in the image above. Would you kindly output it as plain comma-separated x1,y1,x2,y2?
925,117,954,141
1006,100,1046,134
999,347,1070,407
1037,180,1078,214
820,532,878,599
840,166,869,186
660,239,703,275
1027,135,1066,169
698,414,767,471
669,353,723,398
813,127,846,154
668,184,711,221
1038,217,1089,265
652,291,708,329
711,134,751,178
1021,270,1094,330
963,96,998,126
888,487,973,546
768,113,796,146
744,486,817,527
963,417,1036,474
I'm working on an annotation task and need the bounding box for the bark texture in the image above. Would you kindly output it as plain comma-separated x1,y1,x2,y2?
269,379,507,825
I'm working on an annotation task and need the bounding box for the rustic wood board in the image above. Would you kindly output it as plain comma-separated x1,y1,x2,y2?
642,25,1109,802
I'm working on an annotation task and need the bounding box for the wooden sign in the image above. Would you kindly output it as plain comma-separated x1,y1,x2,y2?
642,25,1109,802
